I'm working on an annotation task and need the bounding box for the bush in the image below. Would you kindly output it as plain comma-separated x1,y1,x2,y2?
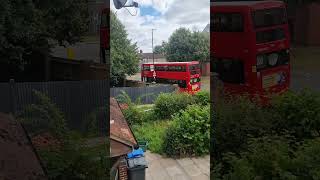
123,105,143,126
163,105,210,157
82,107,106,137
19,90,67,139
194,91,210,105
213,137,320,180
213,96,275,160
271,89,320,139
154,92,195,119
38,136,108,180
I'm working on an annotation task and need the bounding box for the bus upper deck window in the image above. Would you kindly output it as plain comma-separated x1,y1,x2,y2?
252,8,286,28
143,66,150,71
212,13,244,32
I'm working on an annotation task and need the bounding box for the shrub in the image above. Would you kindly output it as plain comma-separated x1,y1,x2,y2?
154,92,195,119
213,96,275,160
271,89,320,139
82,107,106,137
19,90,67,139
38,136,108,180
123,105,143,126
213,137,320,180
163,105,210,157
194,91,210,105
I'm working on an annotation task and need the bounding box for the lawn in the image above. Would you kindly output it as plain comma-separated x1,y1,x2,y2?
132,120,172,154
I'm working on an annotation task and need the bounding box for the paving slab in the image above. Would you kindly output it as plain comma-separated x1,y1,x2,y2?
145,151,209,180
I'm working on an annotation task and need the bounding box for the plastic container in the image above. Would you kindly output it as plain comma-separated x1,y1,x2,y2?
127,156,148,168
137,140,148,152
128,165,146,180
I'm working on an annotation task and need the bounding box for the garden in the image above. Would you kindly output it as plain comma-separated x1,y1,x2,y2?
117,90,210,158
212,89,320,179
18,91,108,180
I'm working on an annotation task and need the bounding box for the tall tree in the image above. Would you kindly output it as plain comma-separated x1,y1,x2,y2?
154,41,167,55
0,0,88,78
166,28,209,62
110,11,139,86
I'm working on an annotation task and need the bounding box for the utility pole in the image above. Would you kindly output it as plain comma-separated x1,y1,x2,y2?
152,29,156,65
151,28,156,83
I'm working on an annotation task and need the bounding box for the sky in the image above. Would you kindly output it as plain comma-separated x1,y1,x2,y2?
111,0,210,53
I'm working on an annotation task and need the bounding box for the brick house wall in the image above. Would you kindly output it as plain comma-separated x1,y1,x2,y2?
118,158,128,180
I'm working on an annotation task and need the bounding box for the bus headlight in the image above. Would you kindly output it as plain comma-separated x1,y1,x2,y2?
268,53,279,66
256,55,266,69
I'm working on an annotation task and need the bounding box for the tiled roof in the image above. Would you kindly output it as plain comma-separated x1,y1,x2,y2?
110,98,137,147
0,113,47,180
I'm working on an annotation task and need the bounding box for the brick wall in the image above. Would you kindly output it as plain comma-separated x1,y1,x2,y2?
118,158,128,180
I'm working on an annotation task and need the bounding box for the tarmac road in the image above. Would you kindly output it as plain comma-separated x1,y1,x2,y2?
291,70,320,92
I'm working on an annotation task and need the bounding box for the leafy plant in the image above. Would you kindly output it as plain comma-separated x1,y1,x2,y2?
19,90,67,139
110,11,139,86
213,96,275,160
271,89,320,139
82,107,106,137
123,105,143,126
194,91,210,105
163,105,210,157
213,137,320,180
154,92,195,119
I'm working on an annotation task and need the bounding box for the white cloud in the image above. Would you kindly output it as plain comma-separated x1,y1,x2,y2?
111,0,209,52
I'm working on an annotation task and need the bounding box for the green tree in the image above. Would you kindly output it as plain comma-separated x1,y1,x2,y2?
0,0,88,69
165,28,209,62
110,11,139,86
154,41,167,55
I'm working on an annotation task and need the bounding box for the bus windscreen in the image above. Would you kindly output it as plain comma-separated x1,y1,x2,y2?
252,8,287,28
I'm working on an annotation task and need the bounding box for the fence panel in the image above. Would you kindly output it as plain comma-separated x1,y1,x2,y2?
110,85,177,104
0,80,108,132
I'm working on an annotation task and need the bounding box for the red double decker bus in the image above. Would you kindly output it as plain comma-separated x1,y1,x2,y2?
211,1,290,100
141,61,201,93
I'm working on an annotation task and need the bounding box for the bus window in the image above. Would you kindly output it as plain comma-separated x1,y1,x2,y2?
252,8,287,28
256,28,285,44
189,64,200,75
212,13,243,32
178,80,187,88
143,66,150,71
213,59,244,84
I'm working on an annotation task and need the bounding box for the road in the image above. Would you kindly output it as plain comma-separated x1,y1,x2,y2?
291,70,320,91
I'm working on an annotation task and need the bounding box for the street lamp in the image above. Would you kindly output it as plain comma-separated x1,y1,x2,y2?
152,29,156,83
152,29,156,65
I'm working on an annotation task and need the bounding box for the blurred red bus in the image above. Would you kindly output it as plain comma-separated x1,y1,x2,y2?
141,61,201,94
211,1,290,100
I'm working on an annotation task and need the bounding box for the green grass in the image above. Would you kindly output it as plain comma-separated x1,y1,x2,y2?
132,120,172,154
135,104,154,112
